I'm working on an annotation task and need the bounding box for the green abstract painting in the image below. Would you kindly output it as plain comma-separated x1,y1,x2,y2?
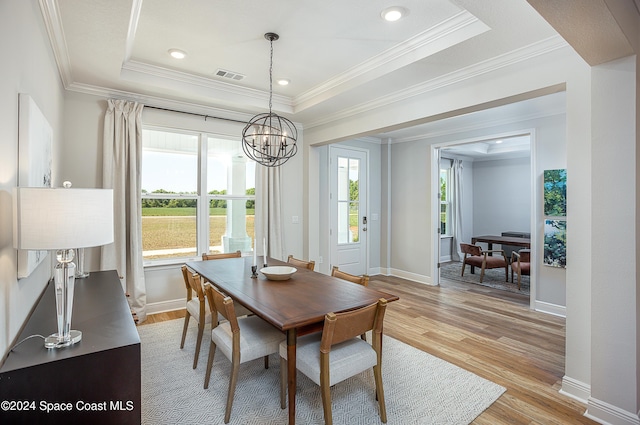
544,169,567,216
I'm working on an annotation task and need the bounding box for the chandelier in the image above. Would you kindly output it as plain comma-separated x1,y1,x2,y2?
242,33,298,167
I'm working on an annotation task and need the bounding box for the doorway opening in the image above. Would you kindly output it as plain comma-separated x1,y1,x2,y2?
432,131,536,305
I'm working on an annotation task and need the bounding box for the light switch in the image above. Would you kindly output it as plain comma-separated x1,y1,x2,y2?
371,213,378,220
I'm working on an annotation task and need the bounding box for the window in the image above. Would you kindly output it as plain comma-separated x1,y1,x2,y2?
141,128,255,263
440,167,452,237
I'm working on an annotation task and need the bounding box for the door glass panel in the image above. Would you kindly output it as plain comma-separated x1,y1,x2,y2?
337,156,360,244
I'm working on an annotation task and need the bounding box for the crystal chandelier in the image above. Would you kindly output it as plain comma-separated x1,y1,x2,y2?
242,33,298,167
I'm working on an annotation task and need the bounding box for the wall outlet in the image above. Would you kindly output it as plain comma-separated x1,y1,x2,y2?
319,256,323,263
292,215,299,224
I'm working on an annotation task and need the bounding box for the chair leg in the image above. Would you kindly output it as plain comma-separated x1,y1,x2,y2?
461,261,466,277
504,265,508,282
280,357,287,409
360,333,367,342
517,272,522,290
320,375,333,425
204,341,216,389
180,312,191,349
264,355,269,369
479,264,486,282
193,319,204,369
224,357,240,424
373,364,387,423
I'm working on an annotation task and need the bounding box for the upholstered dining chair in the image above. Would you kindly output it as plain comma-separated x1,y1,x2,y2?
279,298,388,425
331,266,370,340
510,249,531,290
287,254,315,271
460,243,508,283
203,282,285,424
202,250,252,318
180,265,212,369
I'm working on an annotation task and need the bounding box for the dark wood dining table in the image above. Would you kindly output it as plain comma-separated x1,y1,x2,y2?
471,235,531,250
186,256,398,425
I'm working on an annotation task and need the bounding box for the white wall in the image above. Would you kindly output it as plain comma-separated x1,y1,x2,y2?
0,0,66,359
472,156,531,236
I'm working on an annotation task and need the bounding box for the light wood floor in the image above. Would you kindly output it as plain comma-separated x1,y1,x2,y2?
140,275,598,425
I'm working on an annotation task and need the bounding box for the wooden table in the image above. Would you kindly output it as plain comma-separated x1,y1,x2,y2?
471,235,531,251
186,256,398,425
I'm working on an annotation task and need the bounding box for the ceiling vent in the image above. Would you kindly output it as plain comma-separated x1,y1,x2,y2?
215,69,245,81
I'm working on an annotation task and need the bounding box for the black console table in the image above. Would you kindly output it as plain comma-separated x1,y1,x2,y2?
0,270,141,424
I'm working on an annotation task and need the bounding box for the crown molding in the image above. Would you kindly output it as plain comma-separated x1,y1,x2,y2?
293,10,490,112
39,0,73,88
120,60,295,114
304,35,569,130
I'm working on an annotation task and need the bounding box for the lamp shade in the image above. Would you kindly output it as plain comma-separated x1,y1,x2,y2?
13,187,114,250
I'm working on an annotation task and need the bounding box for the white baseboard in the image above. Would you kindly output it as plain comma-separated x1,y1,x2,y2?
560,375,590,405
387,268,434,285
146,299,184,315
586,396,640,425
533,300,566,317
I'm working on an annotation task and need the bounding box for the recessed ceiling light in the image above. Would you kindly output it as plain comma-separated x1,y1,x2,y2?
495,140,503,144
381,6,408,22
277,79,290,86
168,49,187,59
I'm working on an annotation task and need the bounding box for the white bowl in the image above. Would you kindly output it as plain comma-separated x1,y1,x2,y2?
260,266,297,281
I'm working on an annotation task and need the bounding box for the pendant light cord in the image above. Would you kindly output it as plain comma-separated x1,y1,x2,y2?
268,37,274,114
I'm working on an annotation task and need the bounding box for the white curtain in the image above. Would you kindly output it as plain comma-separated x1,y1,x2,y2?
255,165,284,261
451,159,464,262
101,99,147,322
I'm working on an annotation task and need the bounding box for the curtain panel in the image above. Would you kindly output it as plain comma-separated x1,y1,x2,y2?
255,165,284,261
101,99,147,322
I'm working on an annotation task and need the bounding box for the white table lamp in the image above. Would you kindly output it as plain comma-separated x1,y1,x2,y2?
13,184,114,349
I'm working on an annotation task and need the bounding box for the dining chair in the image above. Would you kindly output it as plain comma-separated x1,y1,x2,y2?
331,266,369,341
279,298,388,425
180,252,251,369
203,282,285,424
180,265,212,369
331,266,369,286
202,250,242,261
460,243,508,283
510,249,531,289
202,250,252,318
287,254,315,271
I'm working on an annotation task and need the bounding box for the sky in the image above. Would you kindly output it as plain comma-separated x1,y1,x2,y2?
141,151,256,193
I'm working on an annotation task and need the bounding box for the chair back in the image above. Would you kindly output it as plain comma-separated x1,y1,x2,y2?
287,255,315,271
181,265,194,301
320,299,387,350
519,249,531,263
331,266,369,287
460,243,482,257
203,282,239,331
183,265,205,302
202,250,241,261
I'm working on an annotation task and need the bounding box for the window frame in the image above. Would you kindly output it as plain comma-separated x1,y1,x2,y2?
439,167,452,237
141,126,255,267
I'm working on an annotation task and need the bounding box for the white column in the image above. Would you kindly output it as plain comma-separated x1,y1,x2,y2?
223,155,251,252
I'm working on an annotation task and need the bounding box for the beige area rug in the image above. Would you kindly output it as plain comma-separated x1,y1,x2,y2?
440,261,530,296
139,319,505,424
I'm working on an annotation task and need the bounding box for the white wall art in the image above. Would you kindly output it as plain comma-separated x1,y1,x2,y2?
17,93,52,278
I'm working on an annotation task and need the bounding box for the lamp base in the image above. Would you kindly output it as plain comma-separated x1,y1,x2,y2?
44,330,82,349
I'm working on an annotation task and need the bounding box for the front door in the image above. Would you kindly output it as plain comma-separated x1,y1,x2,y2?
330,146,368,275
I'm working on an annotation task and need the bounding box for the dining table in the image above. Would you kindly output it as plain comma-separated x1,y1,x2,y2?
185,256,399,425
